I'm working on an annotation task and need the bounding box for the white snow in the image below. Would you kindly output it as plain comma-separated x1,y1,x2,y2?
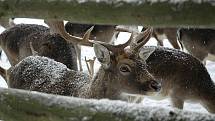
0,18,214,114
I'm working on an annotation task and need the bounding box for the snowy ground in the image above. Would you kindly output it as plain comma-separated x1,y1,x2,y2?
0,18,214,114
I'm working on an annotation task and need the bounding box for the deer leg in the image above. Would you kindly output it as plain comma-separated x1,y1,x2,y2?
153,32,163,46
166,34,180,49
201,100,215,113
29,42,38,56
170,96,184,109
0,48,2,60
85,57,96,77
157,39,163,46
0,66,7,81
75,44,82,71
85,56,92,76
89,57,96,76
191,51,208,64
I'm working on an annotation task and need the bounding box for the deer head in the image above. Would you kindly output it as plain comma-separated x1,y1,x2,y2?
92,27,161,95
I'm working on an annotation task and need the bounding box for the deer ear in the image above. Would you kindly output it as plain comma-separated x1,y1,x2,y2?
93,43,111,65
139,47,156,61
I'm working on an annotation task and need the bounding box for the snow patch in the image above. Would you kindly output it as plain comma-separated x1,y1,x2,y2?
15,56,69,84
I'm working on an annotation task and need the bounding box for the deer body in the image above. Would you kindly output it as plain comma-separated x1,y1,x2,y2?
0,24,77,70
140,46,215,113
7,56,121,99
178,28,215,63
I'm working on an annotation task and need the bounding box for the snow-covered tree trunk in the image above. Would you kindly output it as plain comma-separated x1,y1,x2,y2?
0,0,214,27
0,87,215,121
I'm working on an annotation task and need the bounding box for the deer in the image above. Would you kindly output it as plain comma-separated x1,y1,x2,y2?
177,28,215,64
1,26,161,100
117,27,215,113
0,23,80,74
141,27,181,49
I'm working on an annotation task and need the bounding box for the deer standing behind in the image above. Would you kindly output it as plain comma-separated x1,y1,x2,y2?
3,27,161,100
142,27,181,49
177,28,215,64
117,27,215,113
0,24,78,69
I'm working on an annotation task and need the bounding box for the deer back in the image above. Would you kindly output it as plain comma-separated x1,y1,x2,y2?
7,56,90,96
0,24,77,70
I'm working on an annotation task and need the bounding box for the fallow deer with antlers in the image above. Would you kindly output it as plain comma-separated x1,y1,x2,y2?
2,26,161,100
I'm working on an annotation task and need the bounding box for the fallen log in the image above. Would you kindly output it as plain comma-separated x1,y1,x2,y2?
0,87,215,121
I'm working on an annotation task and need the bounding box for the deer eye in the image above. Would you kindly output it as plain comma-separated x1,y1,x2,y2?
119,64,131,75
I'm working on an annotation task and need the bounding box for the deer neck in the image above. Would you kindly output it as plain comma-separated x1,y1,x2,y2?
88,67,121,99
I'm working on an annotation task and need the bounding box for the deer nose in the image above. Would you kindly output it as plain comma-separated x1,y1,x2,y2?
150,80,161,92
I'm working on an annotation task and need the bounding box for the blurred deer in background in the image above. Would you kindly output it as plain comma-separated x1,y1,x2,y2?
2,27,161,100
0,23,81,73
177,28,215,64
118,27,215,113
141,27,181,49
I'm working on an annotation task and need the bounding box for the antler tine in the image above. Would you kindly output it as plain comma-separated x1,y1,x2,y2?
45,19,93,46
90,27,135,54
131,28,153,52
92,34,133,54
115,26,152,54
79,26,94,46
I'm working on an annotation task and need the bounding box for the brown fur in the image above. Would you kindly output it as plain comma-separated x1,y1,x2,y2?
0,24,77,70
142,28,180,49
139,46,215,113
178,28,215,62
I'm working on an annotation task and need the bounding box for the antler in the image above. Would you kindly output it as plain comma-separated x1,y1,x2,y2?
44,19,93,46
91,35,133,55
46,19,133,55
116,26,153,55
131,28,153,52
85,56,96,78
